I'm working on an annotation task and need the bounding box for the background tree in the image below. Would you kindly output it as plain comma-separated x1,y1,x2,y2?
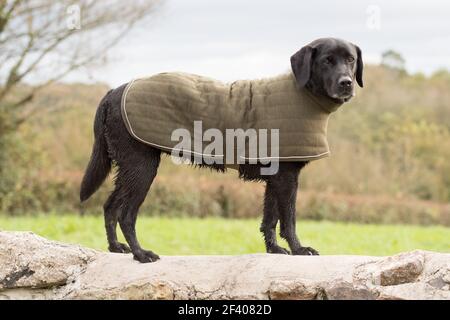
381,49,406,72
0,0,162,204
0,0,162,134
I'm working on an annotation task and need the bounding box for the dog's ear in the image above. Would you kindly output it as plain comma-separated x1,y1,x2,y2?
354,44,364,88
290,45,314,88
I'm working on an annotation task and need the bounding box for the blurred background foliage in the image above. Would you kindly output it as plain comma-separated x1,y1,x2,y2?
1,62,450,226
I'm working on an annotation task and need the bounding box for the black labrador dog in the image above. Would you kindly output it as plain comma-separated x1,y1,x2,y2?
80,38,363,263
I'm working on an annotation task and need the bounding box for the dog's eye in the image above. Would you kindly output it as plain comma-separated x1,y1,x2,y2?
324,57,333,65
347,56,355,63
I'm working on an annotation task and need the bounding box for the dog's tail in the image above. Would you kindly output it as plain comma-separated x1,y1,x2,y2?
80,91,113,202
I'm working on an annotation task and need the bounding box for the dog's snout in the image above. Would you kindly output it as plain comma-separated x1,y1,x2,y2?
338,76,353,88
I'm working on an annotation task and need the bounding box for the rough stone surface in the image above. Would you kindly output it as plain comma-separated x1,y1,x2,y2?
0,231,449,300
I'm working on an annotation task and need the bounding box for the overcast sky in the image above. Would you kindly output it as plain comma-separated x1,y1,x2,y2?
67,0,450,86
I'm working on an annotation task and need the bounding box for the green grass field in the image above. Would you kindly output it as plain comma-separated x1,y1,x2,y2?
0,215,449,256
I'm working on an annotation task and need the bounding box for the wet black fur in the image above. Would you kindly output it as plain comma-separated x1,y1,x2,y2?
80,38,363,263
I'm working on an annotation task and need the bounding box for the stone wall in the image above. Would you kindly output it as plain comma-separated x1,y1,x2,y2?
0,231,449,300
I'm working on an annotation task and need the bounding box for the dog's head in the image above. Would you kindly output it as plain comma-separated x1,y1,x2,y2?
291,38,363,103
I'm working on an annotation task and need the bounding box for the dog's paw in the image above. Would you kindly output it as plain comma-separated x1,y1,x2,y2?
108,242,131,253
267,245,291,255
292,247,319,256
133,250,160,263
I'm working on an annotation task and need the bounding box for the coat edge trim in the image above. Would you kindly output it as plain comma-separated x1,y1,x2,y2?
121,78,331,162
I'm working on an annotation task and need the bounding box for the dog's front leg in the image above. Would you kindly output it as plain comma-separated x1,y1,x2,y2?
260,182,290,255
273,164,319,256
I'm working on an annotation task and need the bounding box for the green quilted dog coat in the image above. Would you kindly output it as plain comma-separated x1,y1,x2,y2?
121,72,343,164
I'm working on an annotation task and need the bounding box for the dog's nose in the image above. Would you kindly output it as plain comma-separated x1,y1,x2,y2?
338,76,353,88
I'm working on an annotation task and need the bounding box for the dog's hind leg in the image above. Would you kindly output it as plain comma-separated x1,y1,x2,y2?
117,149,161,263
104,190,131,253
260,182,290,255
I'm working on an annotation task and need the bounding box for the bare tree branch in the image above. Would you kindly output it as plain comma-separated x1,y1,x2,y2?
14,23,136,126
0,0,163,133
0,0,23,34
